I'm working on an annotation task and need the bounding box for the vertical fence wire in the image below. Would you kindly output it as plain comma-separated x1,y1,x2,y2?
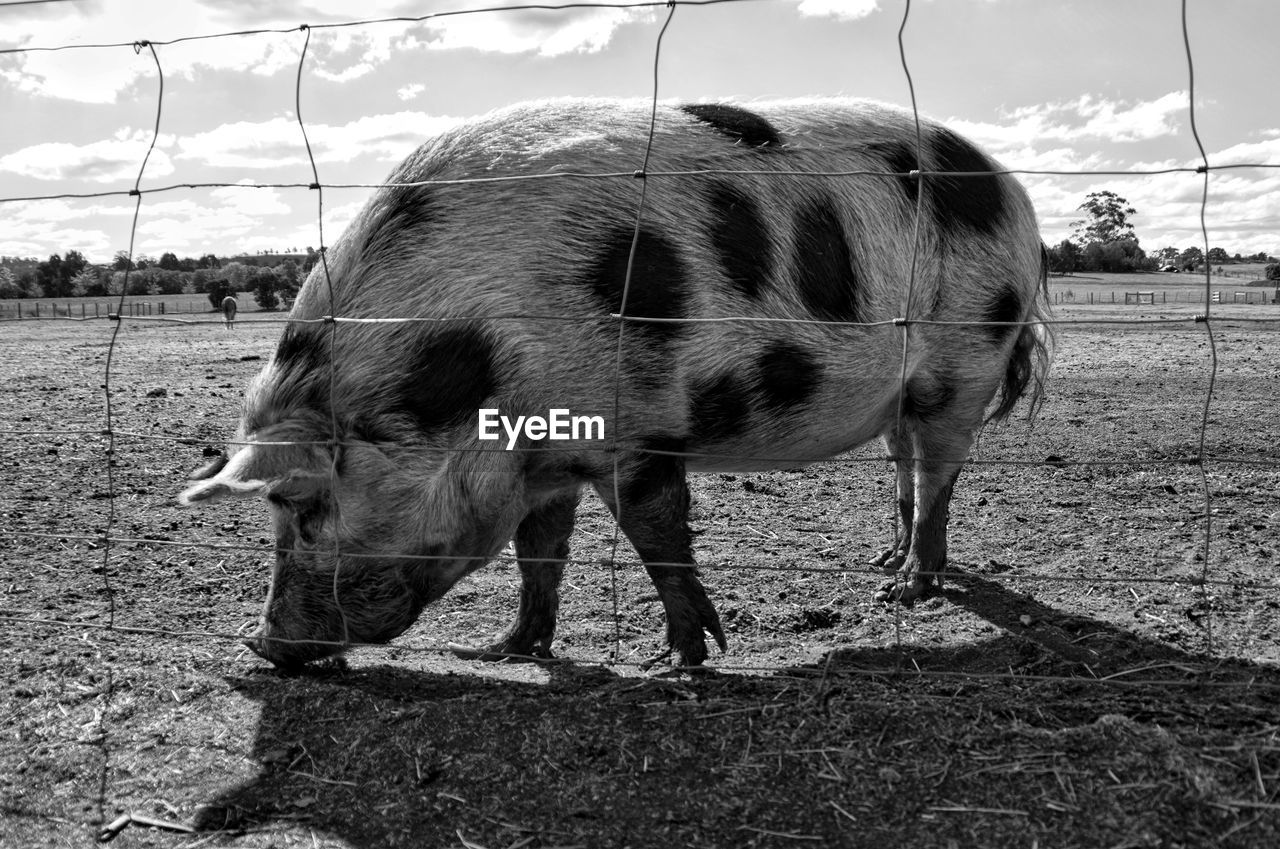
605,1,681,666
292,22,355,655
90,36,165,831
1180,0,1219,652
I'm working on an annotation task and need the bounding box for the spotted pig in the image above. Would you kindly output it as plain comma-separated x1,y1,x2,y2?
179,98,1051,670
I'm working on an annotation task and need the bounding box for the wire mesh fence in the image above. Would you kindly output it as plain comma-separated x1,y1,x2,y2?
2,0,1280,841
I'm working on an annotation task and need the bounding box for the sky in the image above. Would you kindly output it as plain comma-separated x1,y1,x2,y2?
1,0,1277,263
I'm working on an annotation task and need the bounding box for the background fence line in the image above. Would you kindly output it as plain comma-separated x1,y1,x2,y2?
2,0,1279,838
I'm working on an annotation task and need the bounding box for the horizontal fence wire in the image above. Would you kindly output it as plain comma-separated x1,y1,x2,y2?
5,162,1280,207
1,0,1279,831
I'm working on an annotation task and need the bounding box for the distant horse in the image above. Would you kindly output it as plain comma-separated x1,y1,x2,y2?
221,295,238,330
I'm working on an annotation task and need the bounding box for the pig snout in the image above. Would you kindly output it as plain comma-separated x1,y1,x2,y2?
243,621,343,671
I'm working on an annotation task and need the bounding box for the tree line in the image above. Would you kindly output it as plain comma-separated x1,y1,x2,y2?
0,248,322,311
1046,190,1276,276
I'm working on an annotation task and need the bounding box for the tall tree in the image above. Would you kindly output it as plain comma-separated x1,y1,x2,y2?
1071,191,1138,246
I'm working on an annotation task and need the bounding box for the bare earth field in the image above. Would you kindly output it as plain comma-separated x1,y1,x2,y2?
2,297,1280,848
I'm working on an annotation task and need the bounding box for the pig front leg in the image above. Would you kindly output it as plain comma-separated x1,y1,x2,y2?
869,428,914,572
449,489,579,662
597,450,726,670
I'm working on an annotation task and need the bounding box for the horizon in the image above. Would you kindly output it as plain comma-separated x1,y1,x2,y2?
2,1,1277,261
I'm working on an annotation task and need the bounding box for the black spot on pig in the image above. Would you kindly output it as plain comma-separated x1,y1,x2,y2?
982,286,1023,341
584,225,689,345
680,103,783,149
397,325,499,433
755,341,821,412
872,140,920,205
274,324,328,374
688,372,750,444
792,196,862,324
361,183,438,262
619,435,688,504
929,126,1006,237
705,180,773,300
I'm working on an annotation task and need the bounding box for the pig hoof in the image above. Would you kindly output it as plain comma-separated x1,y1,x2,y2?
640,647,713,676
639,647,673,672
447,640,555,663
873,576,930,605
870,547,907,571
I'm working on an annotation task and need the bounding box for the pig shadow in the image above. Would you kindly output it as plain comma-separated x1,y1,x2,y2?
190,571,1279,846
815,568,1262,682
190,660,639,844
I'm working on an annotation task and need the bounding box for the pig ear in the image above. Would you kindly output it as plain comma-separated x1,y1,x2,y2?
187,452,229,481
178,447,269,506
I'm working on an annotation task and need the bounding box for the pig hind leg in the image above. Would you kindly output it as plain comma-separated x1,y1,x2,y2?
874,418,974,605
449,489,579,662
595,451,726,669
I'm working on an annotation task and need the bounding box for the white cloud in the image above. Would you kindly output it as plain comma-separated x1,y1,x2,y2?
0,111,463,189
405,5,643,57
949,92,1191,155
0,129,175,183
793,0,879,21
1069,91,1189,143
0,197,145,259
0,184,310,258
173,111,463,170
397,83,425,101
173,118,311,170
0,1,305,103
1209,137,1280,168
135,191,292,253
0,1,655,102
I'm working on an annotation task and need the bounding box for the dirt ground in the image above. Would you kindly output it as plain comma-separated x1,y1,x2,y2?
2,297,1279,848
